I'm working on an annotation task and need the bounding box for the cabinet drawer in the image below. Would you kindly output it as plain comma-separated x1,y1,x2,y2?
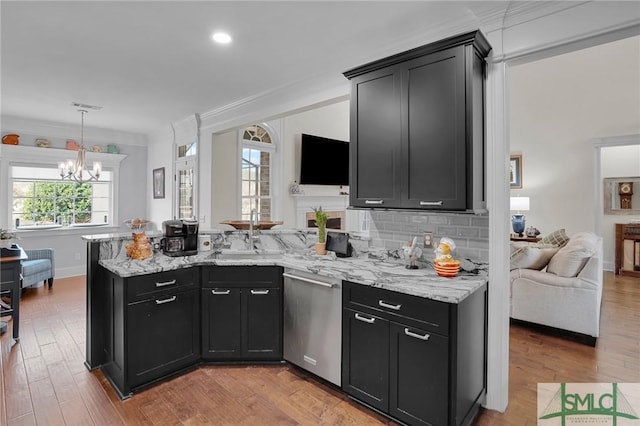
344,281,449,335
127,268,199,301
202,266,282,289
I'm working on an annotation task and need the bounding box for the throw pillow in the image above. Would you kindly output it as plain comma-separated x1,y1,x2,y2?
510,246,559,270
546,238,595,277
541,229,570,248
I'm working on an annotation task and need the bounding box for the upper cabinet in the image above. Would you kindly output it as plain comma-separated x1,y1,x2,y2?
344,31,491,212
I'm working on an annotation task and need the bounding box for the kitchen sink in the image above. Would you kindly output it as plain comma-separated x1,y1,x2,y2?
215,249,284,260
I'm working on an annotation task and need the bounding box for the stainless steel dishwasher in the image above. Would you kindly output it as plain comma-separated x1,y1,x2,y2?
283,268,342,386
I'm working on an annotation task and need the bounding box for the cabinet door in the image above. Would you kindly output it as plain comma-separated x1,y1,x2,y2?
389,322,449,426
350,66,403,208
342,308,389,412
243,288,282,359
127,289,200,387
403,46,467,210
201,288,242,360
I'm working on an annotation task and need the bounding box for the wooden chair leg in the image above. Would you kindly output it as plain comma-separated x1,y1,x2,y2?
48,278,53,289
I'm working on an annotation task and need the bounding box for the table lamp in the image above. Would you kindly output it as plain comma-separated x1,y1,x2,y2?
510,196,530,237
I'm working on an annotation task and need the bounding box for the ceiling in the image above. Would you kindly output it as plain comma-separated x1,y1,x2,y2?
1,1,517,137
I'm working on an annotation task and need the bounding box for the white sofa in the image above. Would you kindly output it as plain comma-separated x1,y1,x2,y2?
510,232,603,345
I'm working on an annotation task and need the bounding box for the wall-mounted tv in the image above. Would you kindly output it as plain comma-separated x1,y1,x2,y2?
299,133,349,186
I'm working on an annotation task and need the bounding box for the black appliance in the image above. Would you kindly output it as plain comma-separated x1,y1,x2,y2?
161,220,198,256
299,133,349,186
182,220,199,255
326,232,352,258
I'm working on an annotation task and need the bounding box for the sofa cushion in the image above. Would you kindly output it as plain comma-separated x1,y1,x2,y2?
510,245,559,270
546,233,597,277
541,228,570,248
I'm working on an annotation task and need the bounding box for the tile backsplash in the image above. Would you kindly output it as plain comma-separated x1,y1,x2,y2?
368,210,489,262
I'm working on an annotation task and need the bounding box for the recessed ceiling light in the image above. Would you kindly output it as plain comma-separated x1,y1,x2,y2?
211,32,232,44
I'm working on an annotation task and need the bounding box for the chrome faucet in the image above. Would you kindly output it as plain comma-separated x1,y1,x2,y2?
249,208,260,246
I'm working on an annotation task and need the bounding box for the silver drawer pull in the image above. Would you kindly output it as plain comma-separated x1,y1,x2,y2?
365,200,384,205
251,289,270,295
155,279,176,287
355,313,375,324
420,201,443,206
155,296,177,305
405,328,430,341
379,300,401,310
211,289,231,295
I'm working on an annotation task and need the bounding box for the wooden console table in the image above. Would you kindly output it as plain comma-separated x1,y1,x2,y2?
615,223,640,277
1,246,27,340
510,234,541,243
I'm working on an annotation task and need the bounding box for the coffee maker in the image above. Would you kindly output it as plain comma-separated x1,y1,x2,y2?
161,219,198,256
182,220,199,255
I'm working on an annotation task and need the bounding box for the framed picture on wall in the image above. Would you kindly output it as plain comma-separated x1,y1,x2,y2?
510,154,522,189
153,167,165,199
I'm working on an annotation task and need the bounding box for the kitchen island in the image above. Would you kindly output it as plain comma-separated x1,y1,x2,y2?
83,230,488,425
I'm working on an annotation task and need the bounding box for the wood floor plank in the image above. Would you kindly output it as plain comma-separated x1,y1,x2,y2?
29,377,66,425
7,412,36,426
72,370,125,426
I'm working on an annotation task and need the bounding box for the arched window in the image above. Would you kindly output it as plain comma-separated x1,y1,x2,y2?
240,124,277,221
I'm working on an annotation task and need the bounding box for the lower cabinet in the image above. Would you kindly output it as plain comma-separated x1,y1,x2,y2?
101,267,201,398
201,266,282,361
342,281,487,426
127,289,200,388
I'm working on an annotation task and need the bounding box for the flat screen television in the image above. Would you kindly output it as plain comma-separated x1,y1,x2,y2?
299,133,349,186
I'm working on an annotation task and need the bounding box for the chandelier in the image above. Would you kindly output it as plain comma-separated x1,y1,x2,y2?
59,109,101,184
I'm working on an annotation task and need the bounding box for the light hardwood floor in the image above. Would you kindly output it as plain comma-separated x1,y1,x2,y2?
1,272,638,425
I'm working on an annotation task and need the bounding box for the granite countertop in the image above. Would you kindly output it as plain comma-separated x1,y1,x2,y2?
99,249,487,304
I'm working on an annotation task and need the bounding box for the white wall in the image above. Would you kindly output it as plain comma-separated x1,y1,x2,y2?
508,35,640,242
282,100,350,226
601,144,640,269
210,129,240,228
146,125,174,229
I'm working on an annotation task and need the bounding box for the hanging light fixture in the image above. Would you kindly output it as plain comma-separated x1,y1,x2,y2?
59,109,101,184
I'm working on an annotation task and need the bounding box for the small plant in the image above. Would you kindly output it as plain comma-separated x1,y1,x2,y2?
313,206,329,244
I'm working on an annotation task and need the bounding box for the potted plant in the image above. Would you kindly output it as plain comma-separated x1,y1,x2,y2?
313,207,329,255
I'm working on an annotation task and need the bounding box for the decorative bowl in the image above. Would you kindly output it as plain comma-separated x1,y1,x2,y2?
124,218,150,231
433,260,461,277
220,220,283,230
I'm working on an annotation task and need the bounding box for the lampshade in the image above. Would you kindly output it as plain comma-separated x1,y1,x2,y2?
510,196,530,211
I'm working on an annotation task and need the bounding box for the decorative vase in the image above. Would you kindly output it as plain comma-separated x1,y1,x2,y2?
315,242,327,255
511,214,526,237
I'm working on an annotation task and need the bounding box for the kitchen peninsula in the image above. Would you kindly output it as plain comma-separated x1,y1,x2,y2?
83,229,488,426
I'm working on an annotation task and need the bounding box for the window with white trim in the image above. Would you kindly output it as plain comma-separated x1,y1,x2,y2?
11,165,112,227
241,125,275,221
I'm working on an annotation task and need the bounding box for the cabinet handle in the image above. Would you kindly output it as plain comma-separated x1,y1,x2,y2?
365,200,384,205
404,328,430,341
420,201,443,206
355,313,375,324
250,289,270,295
155,279,176,287
155,296,177,305
211,289,231,295
378,300,401,310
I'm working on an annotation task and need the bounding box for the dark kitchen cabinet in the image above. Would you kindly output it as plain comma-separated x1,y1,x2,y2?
201,266,282,361
344,30,491,212
101,267,200,399
342,309,390,412
342,281,487,426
